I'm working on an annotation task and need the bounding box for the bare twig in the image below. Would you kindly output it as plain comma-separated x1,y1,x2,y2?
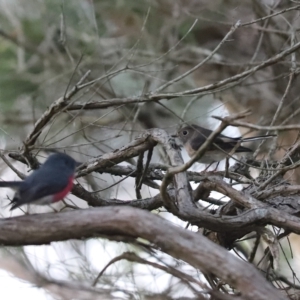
92,251,207,296
24,70,91,149
240,5,300,27
154,21,241,93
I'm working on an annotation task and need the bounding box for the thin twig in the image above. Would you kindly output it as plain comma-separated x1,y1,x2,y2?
154,21,241,93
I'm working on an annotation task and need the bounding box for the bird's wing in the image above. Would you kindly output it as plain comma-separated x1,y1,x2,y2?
190,134,251,153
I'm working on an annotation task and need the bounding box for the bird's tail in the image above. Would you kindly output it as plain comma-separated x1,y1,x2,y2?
10,199,21,210
239,134,276,142
0,181,23,188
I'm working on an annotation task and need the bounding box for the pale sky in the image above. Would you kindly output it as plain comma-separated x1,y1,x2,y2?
0,270,50,299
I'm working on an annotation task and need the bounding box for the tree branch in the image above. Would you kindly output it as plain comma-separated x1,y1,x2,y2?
0,207,286,300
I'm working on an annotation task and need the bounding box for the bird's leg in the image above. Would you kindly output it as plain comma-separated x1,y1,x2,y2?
203,162,214,172
213,161,220,172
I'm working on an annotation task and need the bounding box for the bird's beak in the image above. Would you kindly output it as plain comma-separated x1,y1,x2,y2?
171,133,178,138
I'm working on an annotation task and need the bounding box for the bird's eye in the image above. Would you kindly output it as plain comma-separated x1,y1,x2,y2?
182,130,188,136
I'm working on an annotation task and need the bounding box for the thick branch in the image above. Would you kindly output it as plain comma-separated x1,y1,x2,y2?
0,207,285,300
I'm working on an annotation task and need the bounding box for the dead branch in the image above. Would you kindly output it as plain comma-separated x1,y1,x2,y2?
0,206,286,300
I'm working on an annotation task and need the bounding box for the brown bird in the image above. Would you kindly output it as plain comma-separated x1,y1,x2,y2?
173,124,275,164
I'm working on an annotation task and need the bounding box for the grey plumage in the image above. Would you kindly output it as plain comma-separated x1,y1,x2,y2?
175,124,275,164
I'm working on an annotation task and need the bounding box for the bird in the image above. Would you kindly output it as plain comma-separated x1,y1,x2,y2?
173,124,275,165
0,153,80,210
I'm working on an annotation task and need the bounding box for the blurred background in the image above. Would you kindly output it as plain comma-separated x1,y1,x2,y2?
0,0,300,299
